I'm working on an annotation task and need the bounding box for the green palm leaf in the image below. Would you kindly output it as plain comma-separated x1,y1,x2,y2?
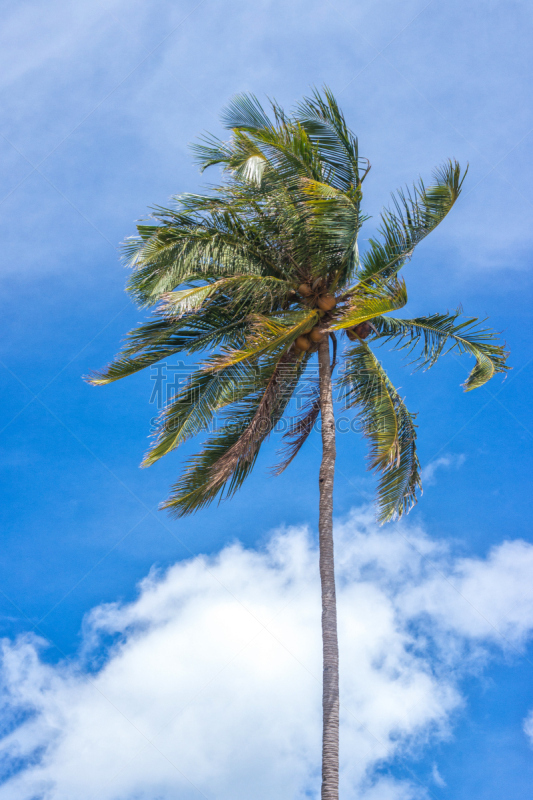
220,92,276,133
330,278,408,331
295,86,368,192
159,274,293,317
206,309,320,371
124,202,286,306
339,341,421,522
85,305,252,385
373,312,509,390
271,383,320,476
358,160,466,283
142,360,257,467
163,351,305,515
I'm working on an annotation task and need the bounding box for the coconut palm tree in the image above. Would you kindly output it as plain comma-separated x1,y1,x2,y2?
87,89,508,800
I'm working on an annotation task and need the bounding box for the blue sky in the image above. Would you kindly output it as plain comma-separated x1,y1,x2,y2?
1,1,533,798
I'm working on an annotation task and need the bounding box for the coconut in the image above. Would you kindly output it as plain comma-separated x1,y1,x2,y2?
354,321,372,339
346,321,372,341
310,327,324,343
317,294,336,311
298,283,313,297
295,335,311,351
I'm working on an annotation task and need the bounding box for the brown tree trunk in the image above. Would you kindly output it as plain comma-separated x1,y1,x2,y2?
317,334,339,800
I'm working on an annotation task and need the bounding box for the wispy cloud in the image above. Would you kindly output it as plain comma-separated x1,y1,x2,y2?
431,763,446,788
523,710,533,749
421,454,465,486
2,508,533,799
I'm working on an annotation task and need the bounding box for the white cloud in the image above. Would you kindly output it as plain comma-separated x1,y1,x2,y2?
431,763,446,788
523,710,533,748
421,454,465,486
1,508,533,799
399,537,533,644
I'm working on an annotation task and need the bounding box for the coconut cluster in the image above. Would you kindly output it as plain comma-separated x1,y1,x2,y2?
293,283,375,352
294,282,337,352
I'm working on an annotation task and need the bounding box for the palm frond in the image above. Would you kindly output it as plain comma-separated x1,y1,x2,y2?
190,133,234,172
220,93,275,132
85,304,252,385
188,92,368,288
339,341,421,522
162,407,260,516
157,284,221,316
272,332,337,475
124,202,286,306
159,274,293,318
271,384,320,476
143,357,280,467
373,312,509,390
206,309,320,371
295,86,367,192
330,278,408,331
199,100,327,189
297,178,364,281
204,351,301,487
162,350,304,516
358,160,466,282
85,317,194,386
86,347,179,386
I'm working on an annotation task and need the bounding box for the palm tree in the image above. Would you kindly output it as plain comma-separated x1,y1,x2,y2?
88,89,508,800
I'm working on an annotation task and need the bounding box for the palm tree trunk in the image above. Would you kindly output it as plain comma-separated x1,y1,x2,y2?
317,334,339,800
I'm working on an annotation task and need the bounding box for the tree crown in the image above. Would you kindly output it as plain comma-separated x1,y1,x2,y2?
87,88,509,522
